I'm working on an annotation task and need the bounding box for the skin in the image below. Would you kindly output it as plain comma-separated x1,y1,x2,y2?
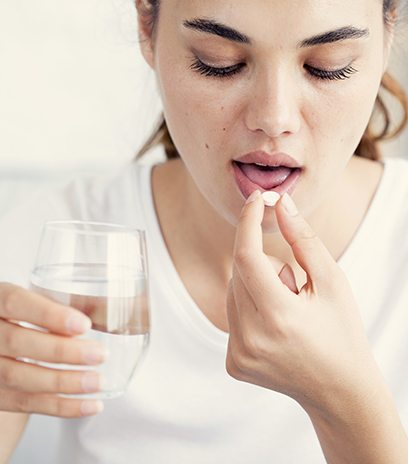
140,0,389,330
0,0,407,462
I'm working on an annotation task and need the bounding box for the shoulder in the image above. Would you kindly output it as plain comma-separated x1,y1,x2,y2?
65,145,166,224
377,156,408,253
0,160,157,286
382,156,408,190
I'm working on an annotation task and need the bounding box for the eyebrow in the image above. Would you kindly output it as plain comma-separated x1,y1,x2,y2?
299,26,370,47
183,18,251,44
182,18,369,48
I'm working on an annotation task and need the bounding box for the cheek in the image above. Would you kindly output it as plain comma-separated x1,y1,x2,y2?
157,60,230,153
309,74,380,162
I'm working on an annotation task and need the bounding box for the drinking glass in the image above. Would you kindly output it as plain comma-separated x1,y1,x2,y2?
29,220,150,399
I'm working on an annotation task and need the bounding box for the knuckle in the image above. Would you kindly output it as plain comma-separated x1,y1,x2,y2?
54,398,67,417
52,372,71,393
53,398,76,418
234,248,253,267
14,392,31,413
225,357,238,378
229,346,248,373
52,372,65,392
0,363,15,387
241,332,260,357
225,353,244,380
291,231,318,251
4,324,19,356
3,285,23,319
52,340,69,362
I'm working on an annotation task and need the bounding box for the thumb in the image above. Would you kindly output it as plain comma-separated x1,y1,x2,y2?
278,264,299,294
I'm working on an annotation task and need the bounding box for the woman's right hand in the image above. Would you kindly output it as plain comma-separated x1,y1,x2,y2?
0,283,107,418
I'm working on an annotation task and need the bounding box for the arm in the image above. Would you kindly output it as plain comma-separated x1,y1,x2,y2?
0,412,29,464
305,375,408,463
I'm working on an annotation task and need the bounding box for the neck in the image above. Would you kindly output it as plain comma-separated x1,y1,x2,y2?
151,156,382,291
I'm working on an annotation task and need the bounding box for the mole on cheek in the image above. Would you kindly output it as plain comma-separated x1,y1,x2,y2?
223,128,226,131
205,143,209,150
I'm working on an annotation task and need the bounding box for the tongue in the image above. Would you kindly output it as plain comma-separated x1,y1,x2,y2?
239,164,293,189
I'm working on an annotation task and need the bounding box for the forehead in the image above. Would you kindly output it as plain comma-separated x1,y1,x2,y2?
169,0,380,47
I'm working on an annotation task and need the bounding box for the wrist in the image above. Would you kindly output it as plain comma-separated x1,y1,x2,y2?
299,379,408,464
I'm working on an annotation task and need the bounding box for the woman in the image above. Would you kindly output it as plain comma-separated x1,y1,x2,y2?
0,0,408,462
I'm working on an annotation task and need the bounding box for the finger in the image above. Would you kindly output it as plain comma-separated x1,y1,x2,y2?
225,338,246,381
277,263,299,294
226,279,242,337
0,320,108,365
0,283,91,335
0,357,102,394
230,267,271,351
0,388,104,418
226,276,259,355
225,282,246,379
234,191,289,298
275,194,343,293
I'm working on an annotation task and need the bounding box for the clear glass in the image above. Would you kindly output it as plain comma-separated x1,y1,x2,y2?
28,220,150,399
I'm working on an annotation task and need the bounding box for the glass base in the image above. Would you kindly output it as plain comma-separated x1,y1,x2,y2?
58,390,125,400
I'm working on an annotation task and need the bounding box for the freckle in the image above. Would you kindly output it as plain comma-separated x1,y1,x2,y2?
221,106,224,111
205,143,209,149
223,128,226,131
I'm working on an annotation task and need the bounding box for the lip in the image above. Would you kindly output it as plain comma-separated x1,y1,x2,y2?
232,162,302,199
235,151,303,169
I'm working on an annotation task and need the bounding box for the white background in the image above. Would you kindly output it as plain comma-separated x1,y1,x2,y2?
0,1,407,463
0,0,162,174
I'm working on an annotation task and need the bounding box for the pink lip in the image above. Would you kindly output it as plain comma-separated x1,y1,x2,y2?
235,151,302,169
232,162,302,199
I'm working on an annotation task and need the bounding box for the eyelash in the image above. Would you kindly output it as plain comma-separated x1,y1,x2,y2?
189,58,358,82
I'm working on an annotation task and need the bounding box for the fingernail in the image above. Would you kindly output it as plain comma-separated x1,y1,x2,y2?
66,313,92,334
281,193,298,216
245,190,261,204
82,344,109,365
80,400,104,416
81,372,102,393
262,191,280,207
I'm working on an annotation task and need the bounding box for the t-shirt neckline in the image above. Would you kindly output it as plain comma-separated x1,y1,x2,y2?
140,157,393,346
140,163,229,349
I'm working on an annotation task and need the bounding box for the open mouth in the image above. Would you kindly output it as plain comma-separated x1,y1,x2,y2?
232,161,302,199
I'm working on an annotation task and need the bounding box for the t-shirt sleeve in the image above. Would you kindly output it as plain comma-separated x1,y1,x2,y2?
0,188,65,287
0,163,147,288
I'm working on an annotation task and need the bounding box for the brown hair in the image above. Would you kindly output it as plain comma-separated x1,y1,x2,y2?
135,0,408,162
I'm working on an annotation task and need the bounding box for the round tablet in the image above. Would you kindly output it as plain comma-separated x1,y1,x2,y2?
262,191,281,207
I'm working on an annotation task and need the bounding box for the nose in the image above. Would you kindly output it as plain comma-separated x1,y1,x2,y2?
244,66,301,138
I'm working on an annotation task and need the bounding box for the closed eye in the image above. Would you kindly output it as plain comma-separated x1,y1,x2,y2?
190,58,244,79
189,57,358,82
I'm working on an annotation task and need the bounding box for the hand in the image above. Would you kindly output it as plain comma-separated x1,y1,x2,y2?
0,283,107,417
226,190,382,414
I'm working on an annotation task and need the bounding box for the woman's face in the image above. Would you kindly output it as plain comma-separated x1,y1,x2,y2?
140,0,391,231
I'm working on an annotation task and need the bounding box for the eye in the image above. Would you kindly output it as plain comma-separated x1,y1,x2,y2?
189,56,359,82
305,64,358,81
189,57,245,79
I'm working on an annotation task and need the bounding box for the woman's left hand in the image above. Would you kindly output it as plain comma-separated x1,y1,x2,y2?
226,189,382,414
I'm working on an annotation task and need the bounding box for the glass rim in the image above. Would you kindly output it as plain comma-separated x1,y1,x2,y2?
43,220,146,237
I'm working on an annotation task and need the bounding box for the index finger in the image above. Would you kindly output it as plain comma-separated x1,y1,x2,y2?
0,283,91,336
234,191,286,296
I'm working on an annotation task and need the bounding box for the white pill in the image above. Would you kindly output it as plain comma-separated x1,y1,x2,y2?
262,191,281,207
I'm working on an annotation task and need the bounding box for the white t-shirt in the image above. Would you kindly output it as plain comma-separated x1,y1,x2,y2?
1,152,408,463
